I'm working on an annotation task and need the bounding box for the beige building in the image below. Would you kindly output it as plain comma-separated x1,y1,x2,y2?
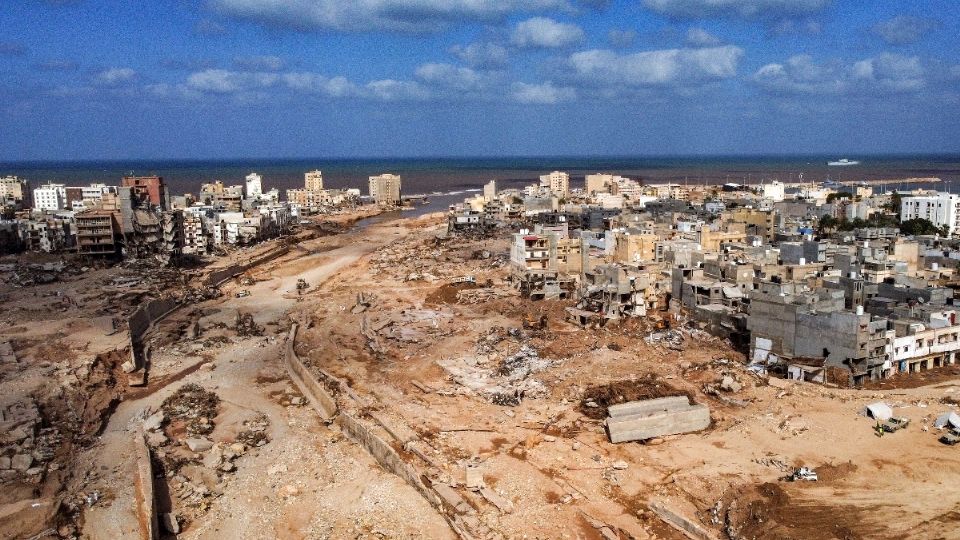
369,173,402,205
539,171,570,198
305,170,324,191
0,176,29,204
484,180,497,202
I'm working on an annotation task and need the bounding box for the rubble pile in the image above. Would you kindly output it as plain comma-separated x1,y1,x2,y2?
235,311,264,337
2,261,81,287
0,399,60,483
439,329,555,406
161,384,221,437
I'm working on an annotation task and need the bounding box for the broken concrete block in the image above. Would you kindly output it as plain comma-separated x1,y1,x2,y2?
464,464,484,490
606,401,711,444
720,376,742,393
0,457,10,469
146,431,168,447
185,438,213,452
11,454,33,472
479,487,514,514
143,411,165,432
611,460,629,470
608,396,691,418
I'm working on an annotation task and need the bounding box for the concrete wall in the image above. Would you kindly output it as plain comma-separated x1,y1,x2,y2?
203,244,290,287
133,431,158,540
606,404,711,443
283,325,337,420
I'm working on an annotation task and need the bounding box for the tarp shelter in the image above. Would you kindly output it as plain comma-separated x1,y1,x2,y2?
865,402,893,421
934,411,960,429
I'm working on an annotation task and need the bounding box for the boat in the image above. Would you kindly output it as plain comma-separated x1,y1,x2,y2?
827,158,860,166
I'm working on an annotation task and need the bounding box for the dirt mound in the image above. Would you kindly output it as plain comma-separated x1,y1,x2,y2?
725,482,875,540
579,375,694,420
815,461,858,482
424,282,481,305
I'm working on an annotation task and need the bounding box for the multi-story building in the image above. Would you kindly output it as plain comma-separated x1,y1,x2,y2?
539,171,570,198
75,210,122,258
182,210,209,254
245,172,263,200
483,180,497,202
760,181,785,202
900,192,960,235
121,175,167,209
368,174,402,205
32,183,67,211
305,170,323,191
0,176,30,206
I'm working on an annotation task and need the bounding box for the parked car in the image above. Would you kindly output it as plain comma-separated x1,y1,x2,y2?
791,467,818,481
882,417,910,433
940,428,960,446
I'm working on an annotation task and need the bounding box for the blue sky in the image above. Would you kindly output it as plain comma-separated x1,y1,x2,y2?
1,0,959,160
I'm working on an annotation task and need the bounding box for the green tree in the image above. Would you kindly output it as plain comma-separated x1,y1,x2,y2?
900,218,943,236
826,191,852,204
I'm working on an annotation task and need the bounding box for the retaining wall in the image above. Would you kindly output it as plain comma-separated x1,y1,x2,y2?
133,430,158,540
283,324,472,539
203,245,290,287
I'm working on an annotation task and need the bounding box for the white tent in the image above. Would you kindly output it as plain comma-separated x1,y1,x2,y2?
934,411,960,429
865,402,893,421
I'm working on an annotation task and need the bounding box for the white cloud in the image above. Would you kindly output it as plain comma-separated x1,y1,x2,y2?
643,0,829,19
567,45,743,86
685,27,721,47
365,79,431,101
753,53,924,95
871,15,937,46
95,67,137,86
415,63,484,92
210,0,571,33
234,55,285,71
511,17,585,49
449,42,508,69
185,69,278,93
511,81,575,104
281,72,360,97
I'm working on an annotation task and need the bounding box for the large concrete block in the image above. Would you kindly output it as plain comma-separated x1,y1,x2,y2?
606,404,711,443
607,396,691,418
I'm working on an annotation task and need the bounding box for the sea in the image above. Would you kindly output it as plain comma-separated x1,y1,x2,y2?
4,155,960,200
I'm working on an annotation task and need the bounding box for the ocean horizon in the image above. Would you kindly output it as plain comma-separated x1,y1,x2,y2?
3,153,960,196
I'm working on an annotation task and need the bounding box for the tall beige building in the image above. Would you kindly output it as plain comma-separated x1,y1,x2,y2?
368,174,402,205
484,180,497,202
539,171,570,198
305,170,324,191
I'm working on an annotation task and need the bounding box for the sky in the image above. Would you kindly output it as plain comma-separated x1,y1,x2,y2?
1,0,960,161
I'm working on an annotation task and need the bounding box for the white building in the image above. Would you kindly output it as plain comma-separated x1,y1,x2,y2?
760,181,785,202
245,172,263,200
901,192,960,235
33,183,66,211
484,180,497,202
539,171,570,198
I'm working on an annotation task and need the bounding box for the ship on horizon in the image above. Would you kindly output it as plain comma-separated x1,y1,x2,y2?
827,158,860,166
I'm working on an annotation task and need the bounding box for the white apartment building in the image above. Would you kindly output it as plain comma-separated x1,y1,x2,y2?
900,192,960,235
244,172,263,200
539,171,570,198
33,183,67,211
305,170,323,191
760,181,785,202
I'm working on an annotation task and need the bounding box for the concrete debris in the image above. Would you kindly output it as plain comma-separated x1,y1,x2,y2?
605,395,711,443
185,438,213,452
439,344,554,406
161,512,181,534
